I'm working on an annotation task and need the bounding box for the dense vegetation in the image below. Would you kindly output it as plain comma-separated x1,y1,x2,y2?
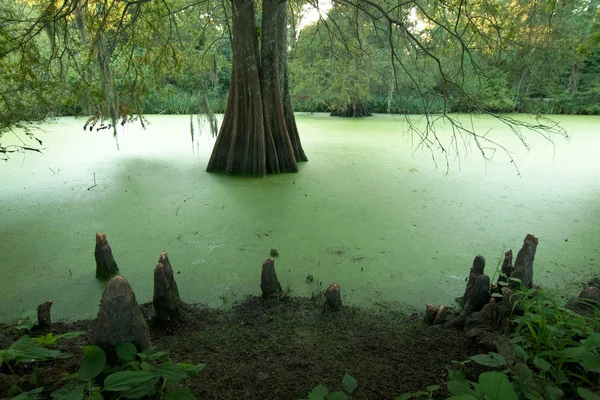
0,0,598,131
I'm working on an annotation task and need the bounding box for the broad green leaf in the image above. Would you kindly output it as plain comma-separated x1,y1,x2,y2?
116,342,138,361
541,381,563,400
10,336,36,350
120,376,160,399
582,333,600,348
326,392,349,400
103,370,157,392
57,331,86,339
342,373,358,394
426,384,440,392
578,387,600,400
470,353,506,368
580,353,600,372
11,387,44,400
478,371,518,400
20,346,63,361
163,387,197,400
16,310,38,331
517,382,544,400
448,369,467,381
533,356,552,372
156,361,188,383
307,384,329,400
394,394,412,400
512,344,529,361
446,396,478,400
35,333,57,346
181,363,205,379
140,360,154,371
78,345,106,382
447,379,476,396
51,384,85,400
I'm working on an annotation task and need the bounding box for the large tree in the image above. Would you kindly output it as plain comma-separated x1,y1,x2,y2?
206,0,307,176
3,0,591,171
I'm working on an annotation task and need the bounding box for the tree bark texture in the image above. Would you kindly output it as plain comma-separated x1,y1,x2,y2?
277,2,308,162
325,282,343,311
34,300,53,331
206,0,306,176
95,232,119,280
510,234,538,289
330,102,373,117
91,276,151,353
260,258,282,298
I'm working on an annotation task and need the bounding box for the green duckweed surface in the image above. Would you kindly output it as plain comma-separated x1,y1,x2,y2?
1,113,598,322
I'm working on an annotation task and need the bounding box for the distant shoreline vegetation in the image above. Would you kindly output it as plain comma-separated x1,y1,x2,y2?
55,89,600,118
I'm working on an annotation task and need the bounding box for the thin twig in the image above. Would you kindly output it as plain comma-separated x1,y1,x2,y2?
175,195,196,216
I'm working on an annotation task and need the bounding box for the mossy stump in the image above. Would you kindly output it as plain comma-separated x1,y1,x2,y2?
325,282,343,311
260,258,282,298
33,300,53,330
510,234,538,289
94,232,119,280
91,276,151,354
153,251,182,322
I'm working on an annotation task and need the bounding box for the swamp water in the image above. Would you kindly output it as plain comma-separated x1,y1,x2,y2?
1,114,599,323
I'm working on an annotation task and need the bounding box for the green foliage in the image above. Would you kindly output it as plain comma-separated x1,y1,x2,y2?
10,387,45,400
395,384,440,399
444,288,600,399
15,310,39,331
51,343,205,400
298,373,358,400
0,335,74,369
446,371,518,400
404,286,600,399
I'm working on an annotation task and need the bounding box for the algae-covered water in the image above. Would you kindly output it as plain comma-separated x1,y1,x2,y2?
1,114,599,323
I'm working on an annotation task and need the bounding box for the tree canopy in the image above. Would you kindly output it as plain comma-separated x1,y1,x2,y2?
1,0,598,171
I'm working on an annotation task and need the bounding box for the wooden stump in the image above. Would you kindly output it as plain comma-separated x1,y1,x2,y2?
468,275,491,313
424,304,439,325
459,255,485,306
34,300,53,330
433,305,447,325
94,232,119,280
153,253,181,322
260,258,282,298
510,234,538,289
325,282,343,311
498,250,513,287
91,276,151,353
158,251,179,297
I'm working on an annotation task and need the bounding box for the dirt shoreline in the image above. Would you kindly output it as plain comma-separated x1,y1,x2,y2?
0,296,496,399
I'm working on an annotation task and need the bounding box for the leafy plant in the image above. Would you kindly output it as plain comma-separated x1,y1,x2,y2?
395,384,440,399
51,342,205,400
442,287,600,400
446,370,518,400
298,373,358,400
0,334,79,372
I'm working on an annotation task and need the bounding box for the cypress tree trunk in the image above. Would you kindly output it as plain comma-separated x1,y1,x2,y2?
277,2,308,162
206,0,307,177
206,0,266,176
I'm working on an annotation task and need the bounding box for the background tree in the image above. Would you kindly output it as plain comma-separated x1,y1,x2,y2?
1,0,598,172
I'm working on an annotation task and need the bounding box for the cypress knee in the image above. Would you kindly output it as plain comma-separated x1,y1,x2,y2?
91,276,151,354
325,282,343,311
260,258,282,298
95,232,119,279
153,259,181,322
510,234,538,289
158,251,179,297
34,300,53,330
